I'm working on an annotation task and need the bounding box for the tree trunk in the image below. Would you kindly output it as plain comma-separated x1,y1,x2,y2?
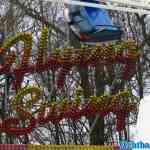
70,31,104,145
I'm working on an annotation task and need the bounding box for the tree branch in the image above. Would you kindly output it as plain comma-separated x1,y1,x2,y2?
11,0,66,36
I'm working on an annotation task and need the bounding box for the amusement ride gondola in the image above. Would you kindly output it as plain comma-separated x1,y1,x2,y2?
46,0,150,44
64,0,123,44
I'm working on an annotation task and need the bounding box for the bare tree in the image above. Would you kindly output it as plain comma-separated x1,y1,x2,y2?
0,0,148,145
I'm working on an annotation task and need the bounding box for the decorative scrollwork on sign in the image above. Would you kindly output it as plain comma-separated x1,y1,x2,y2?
0,28,141,90
11,86,43,119
0,28,140,137
0,86,137,136
0,32,32,90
